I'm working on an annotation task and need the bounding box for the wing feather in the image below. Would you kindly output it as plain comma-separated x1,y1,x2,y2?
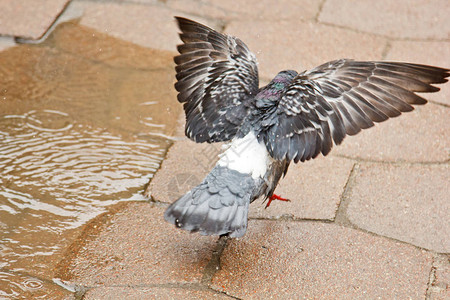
174,17,259,143
260,59,449,162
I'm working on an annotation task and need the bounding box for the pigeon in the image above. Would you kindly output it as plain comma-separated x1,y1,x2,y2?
164,17,449,238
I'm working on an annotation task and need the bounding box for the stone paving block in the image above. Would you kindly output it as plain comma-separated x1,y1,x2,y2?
346,163,449,253
0,36,15,51
147,112,217,202
212,220,432,299
319,0,450,39
76,1,205,51
148,139,220,203
167,0,237,20
0,0,70,39
117,0,159,3
249,156,355,220
225,20,386,79
168,0,321,21
173,112,187,137
84,286,229,299
68,203,217,286
46,21,176,71
385,40,450,106
333,103,450,162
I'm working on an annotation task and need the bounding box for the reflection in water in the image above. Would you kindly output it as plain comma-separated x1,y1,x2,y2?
0,22,180,297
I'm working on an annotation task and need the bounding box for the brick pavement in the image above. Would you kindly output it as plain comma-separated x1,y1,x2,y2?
0,0,70,40
1,0,448,299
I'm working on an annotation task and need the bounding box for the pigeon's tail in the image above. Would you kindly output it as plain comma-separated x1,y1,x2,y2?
164,166,262,238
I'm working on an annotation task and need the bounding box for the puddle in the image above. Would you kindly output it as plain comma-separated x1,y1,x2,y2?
0,271,71,299
0,22,180,297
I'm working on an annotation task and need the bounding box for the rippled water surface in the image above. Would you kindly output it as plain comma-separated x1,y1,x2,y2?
0,22,180,297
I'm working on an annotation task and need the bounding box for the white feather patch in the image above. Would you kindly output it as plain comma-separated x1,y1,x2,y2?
217,132,271,179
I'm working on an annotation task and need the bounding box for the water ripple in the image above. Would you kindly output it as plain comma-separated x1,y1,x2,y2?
1,116,161,199
0,24,179,295
0,110,167,272
0,270,69,298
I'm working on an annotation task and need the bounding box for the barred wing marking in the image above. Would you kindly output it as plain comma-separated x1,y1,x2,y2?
174,17,259,143
264,59,449,163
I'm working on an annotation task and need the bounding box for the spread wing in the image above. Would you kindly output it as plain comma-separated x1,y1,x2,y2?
174,17,259,143
261,59,449,163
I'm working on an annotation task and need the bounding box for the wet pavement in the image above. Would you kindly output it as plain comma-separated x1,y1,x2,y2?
0,19,179,298
0,0,449,299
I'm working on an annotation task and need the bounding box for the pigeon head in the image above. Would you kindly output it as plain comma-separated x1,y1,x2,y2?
269,70,298,91
274,70,297,81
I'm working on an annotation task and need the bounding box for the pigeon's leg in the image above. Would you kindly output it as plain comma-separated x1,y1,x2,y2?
265,194,290,209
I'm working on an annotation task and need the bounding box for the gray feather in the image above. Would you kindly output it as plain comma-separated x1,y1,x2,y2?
164,166,260,237
254,59,449,163
174,17,259,143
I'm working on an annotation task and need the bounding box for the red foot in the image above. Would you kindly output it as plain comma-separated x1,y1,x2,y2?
265,194,290,209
